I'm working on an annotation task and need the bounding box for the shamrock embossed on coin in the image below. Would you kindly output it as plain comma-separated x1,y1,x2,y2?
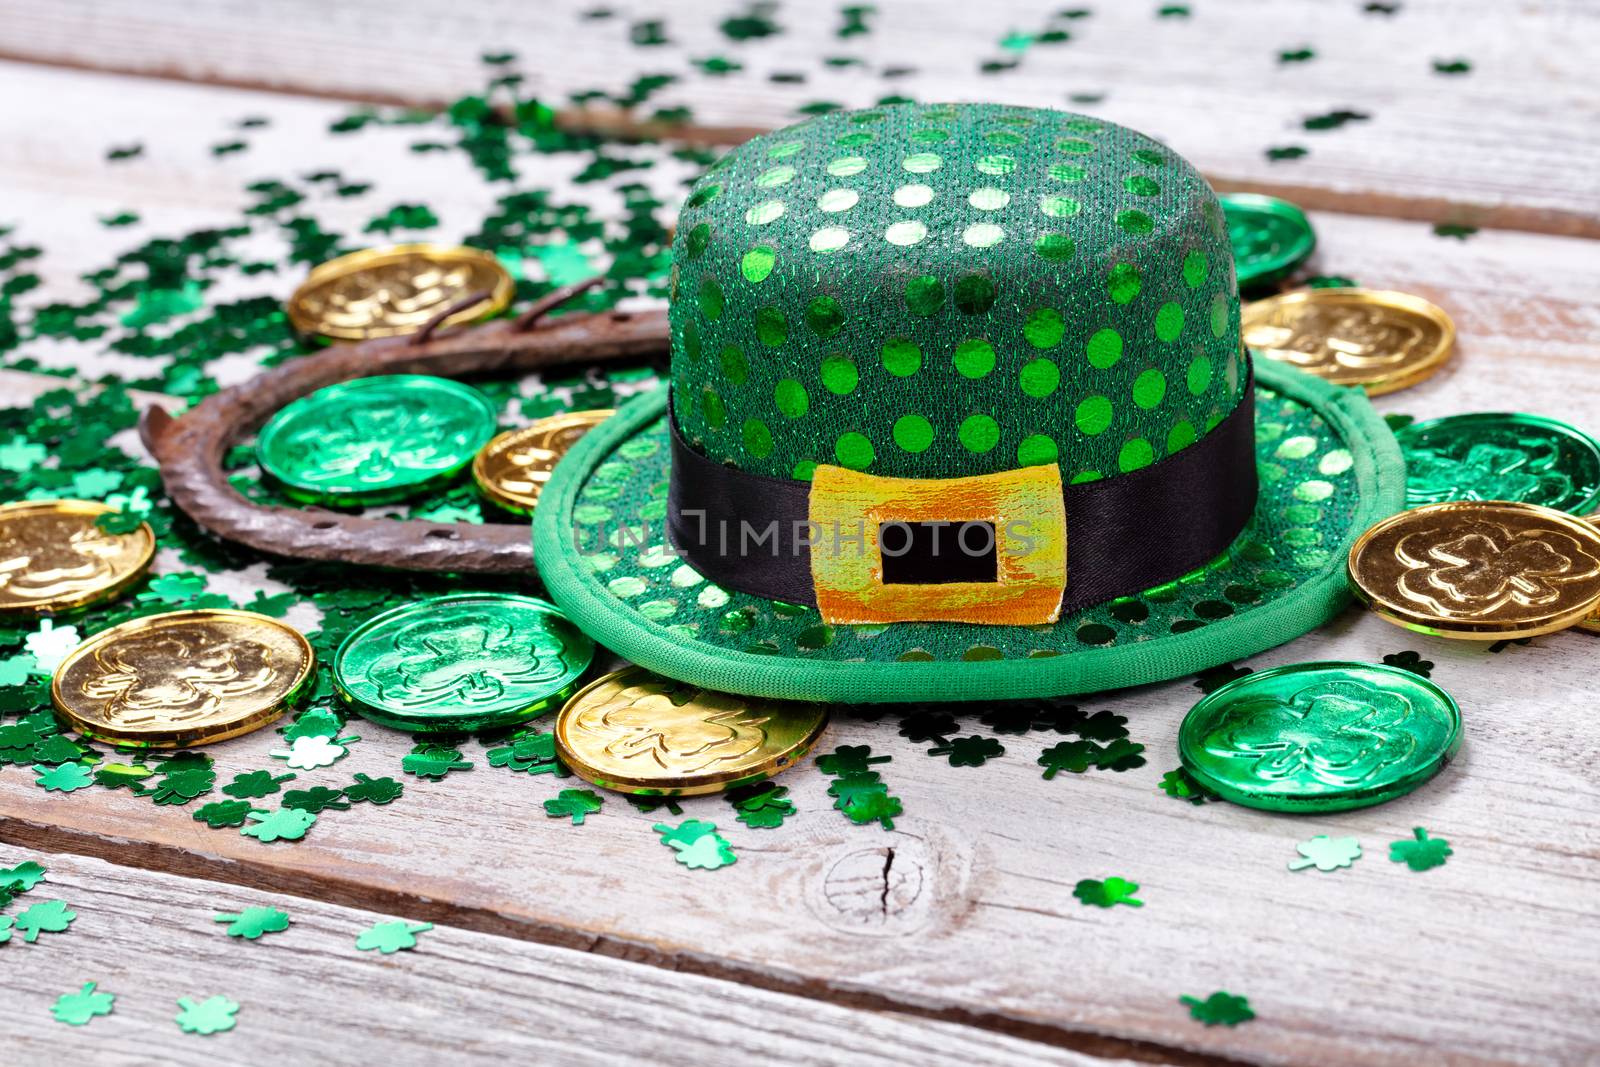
334,593,593,733
1396,413,1600,514
255,375,498,506
52,610,314,746
1242,288,1454,395
555,665,828,795
1349,501,1600,638
1179,661,1461,812
0,500,155,615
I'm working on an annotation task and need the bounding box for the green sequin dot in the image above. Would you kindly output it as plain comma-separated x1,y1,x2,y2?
719,344,748,385
1183,250,1208,288
686,223,710,260
893,414,934,453
1133,369,1167,409
809,227,850,253
958,414,1000,454
1155,301,1184,342
903,152,942,173
1188,355,1213,395
827,155,867,177
741,245,775,284
953,274,996,315
1024,308,1065,349
954,338,996,379
1117,210,1153,235
893,183,933,207
1125,175,1161,196
885,221,928,246
835,432,875,469
969,187,1010,210
905,276,944,317
756,165,796,187
742,419,773,458
1107,263,1141,304
1048,163,1086,182
746,200,785,225
963,223,1004,248
975,154,1015,175
755,307,787,347
1210,293,1229,338
701,388,725,428
698,278,725,320
1075,396,1113,435
1119,438,1155,472
820,355,858,395
1086,328,1122,369
1017,434,1058,467
1019,359,1059,397
1035,234,1075,261
882,337,921,378
774,379,809,419
806,296,845,337
1041,195,1081,218
818,189,858,213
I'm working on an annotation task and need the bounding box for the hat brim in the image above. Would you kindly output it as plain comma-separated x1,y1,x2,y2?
534,359,1404,703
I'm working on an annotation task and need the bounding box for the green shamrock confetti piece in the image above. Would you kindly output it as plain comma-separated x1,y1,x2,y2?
139,762,216,806
344,773,404,805
193,799,255,828
1382,650,1434,677
485,730,561,773
271,734,358,770
240,807,317,843
282,785,350,812
1181,991,1254,1027
654,819,737,870
12,898,76,942
840,788,902,830
221,770,296,798
1266,145,1309,162
175,995,239,1035
0,859,46,891
726,782,795,829
33,762,95,792
52,982,115,1026
927,735,1004,767
1389,827,1452,871
355,919,432,954
1037,739,1099,778
1093,737,1146,772
1073,877,1144,908
1195,663,1251,693
279,706,343,741
214,906,291,940
1076,710,1129,742
31,734,92,764
24,619,81,673
402,743,473,779
1288,835,1362,872
815,745,889,776
93,761,154,790
1433,57,1472,75
1432,223,1478,240
1278,47,1315,63
1159,768,1216,805
544,788,603,824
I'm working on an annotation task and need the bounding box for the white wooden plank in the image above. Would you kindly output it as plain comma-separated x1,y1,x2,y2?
0,0,1597,234
0,845,1131,1067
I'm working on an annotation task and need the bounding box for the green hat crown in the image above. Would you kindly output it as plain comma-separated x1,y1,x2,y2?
668,102,1245,484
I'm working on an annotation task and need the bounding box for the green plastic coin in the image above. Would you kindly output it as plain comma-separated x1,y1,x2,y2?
1396,412,1600,515
1220,193,1316,288
333,593,594,733
256,375,498,505
1178,661,1461,813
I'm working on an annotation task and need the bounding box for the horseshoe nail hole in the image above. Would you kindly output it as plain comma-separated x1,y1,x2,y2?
426,529,459,539
311,521,338,530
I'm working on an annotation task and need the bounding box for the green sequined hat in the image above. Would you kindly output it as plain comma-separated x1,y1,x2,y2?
534,103,1404,703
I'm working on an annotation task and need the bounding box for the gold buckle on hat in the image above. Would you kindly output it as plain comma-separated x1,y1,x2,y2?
807,463,1067,626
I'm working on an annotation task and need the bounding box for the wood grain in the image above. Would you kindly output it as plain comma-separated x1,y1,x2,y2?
0,845,1137,1067
0,1,1597,235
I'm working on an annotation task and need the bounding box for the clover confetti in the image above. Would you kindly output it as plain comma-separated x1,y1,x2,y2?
282,785,350,813
1037,739,1099,778
1382,650,1434,677
52,982,116,1026
23,618,79,672
345,773,404,805
240,807,317,843
927,735,1004,767
1390,827,1452,871
271,734,358,770
214,906,291,940
544,788,603,824
1181,991,1254,1027
725,782,795,829
1074,877,1144,908
193,799,255,828
402,743,473,779
1288,835,1362,872
654,819,737,870
12,898,76,942
33,762,95,792
355,919,433,954
485,731,561,774
93,761,154,790
279,706,344,742
175,995,239,1035
139,753,216,806
221,770,296,798
1159,768,1216,805
32,734,92,765
1,860,46,891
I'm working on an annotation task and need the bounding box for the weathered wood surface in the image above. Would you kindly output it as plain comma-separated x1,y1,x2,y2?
2,24,1600,1067
0,846,1130,1067
1,1,1598,235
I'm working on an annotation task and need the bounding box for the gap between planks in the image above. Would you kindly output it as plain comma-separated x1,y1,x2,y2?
1,48,1596,242
0,817,1244,1067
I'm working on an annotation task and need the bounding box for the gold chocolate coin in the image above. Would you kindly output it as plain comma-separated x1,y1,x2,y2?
1348,500,1600,639
52,609,315,747
0,500,155,616
472,410,614,514
286,243,514,342
554,666,828,796
1242,288,1454,396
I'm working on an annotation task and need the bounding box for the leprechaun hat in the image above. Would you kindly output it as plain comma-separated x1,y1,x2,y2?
534,103,1404,703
